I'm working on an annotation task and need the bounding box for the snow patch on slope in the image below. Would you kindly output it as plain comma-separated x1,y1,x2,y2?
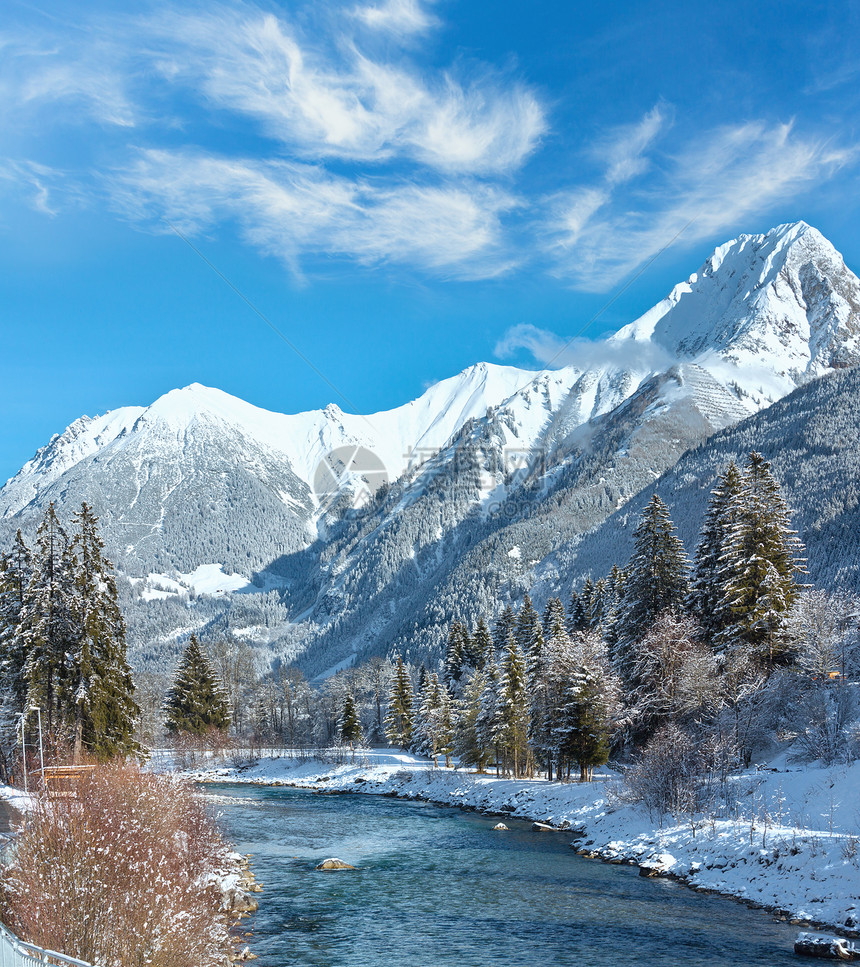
141,564,254,601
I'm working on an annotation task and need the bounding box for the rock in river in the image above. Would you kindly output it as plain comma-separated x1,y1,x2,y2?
315,858,357,871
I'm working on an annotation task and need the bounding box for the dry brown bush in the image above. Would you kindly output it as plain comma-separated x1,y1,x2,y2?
0,761,234,966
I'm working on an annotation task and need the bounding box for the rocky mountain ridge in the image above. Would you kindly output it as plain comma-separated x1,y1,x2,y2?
3,221,859,675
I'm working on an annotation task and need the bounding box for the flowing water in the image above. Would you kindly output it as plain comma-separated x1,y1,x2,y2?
208,783,801,967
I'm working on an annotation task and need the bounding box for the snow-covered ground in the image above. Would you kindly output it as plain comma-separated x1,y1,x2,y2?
0,784,34,815
174,750,860,937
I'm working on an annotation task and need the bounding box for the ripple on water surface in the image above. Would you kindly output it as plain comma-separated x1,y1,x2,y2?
207,784,801,967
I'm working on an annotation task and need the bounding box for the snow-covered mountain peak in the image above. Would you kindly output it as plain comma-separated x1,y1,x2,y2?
611,222,860,399
135,383,260,429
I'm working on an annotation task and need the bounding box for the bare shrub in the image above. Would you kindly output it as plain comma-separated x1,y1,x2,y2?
0,761,233,967
170,728,232,771
623,723,701,822
794,682,858,765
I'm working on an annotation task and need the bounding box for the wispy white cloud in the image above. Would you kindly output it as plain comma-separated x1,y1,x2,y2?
143,4,544,174
546,116,854,291
0,30,136,129
494,322,676,371
494,322,565,364
111,149,518,279
0,1,541,277
541,106,669,251
0,159,81,216
352,0,438,37
4,5,855,295
598,103,669,188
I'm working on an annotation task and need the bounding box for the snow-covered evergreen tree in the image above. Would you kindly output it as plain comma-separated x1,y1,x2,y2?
516,594,544,687
475,645,502,774
338,692,362,745
413,672,450,765
0,531,32,771
453,666,488,772
541,597,567,637
19,504,77,738
443,620,468,690
492,605,517,656
556,632,619,781
569,583,590,632
588,579,608,629
601,565,626,649
497,631,529,777
68,503,139,759
688,460,743,643
716,452,806,665
615,494,690,674
163,635,230,735
384,655,414,749
436,683,455,767
528,613,572,780
561,665,609,782
470,617,493,671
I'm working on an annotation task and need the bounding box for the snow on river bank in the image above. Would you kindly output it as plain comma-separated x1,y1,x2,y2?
174,750,860,937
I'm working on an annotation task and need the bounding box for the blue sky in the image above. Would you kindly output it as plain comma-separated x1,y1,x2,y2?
2,0,859,483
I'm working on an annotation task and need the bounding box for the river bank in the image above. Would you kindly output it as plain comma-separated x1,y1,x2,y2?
176,751,860,938
0,776,260,964
206,781,805,967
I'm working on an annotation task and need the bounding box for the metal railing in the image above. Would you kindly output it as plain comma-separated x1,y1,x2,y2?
0,922,96,967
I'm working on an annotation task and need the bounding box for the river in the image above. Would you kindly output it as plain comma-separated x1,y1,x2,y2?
207,783,801,967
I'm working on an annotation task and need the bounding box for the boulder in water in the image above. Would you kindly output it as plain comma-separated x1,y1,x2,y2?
638,852,677,877
493,823,509,831
315,858,357,871
794,932,858,960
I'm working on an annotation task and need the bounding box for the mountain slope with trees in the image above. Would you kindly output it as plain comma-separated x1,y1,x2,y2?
1,222,859,677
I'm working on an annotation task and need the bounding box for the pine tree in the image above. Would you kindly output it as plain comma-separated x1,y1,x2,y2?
68,503,139,759
688,461,743,643
492,605,517,656
615,494,690,672
470,618,493,671
444,620,467,690
339,692,362,745
574,579,595,631
19,504,77,738
588,579,608,629
475,645,502,774
437,683,455,768
497,632,529,777
454,666,488,772
569,587,588,632
535,615,577,780
602,565,626,651
164,635,230,735
384,655,414,749
516,594,544,687
413,672,445,764
0,531,32,768
717,452,806,666
562,663,610,782
554,631,619,781
542,597,567,637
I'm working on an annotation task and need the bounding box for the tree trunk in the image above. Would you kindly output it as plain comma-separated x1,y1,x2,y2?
74,706,83,764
